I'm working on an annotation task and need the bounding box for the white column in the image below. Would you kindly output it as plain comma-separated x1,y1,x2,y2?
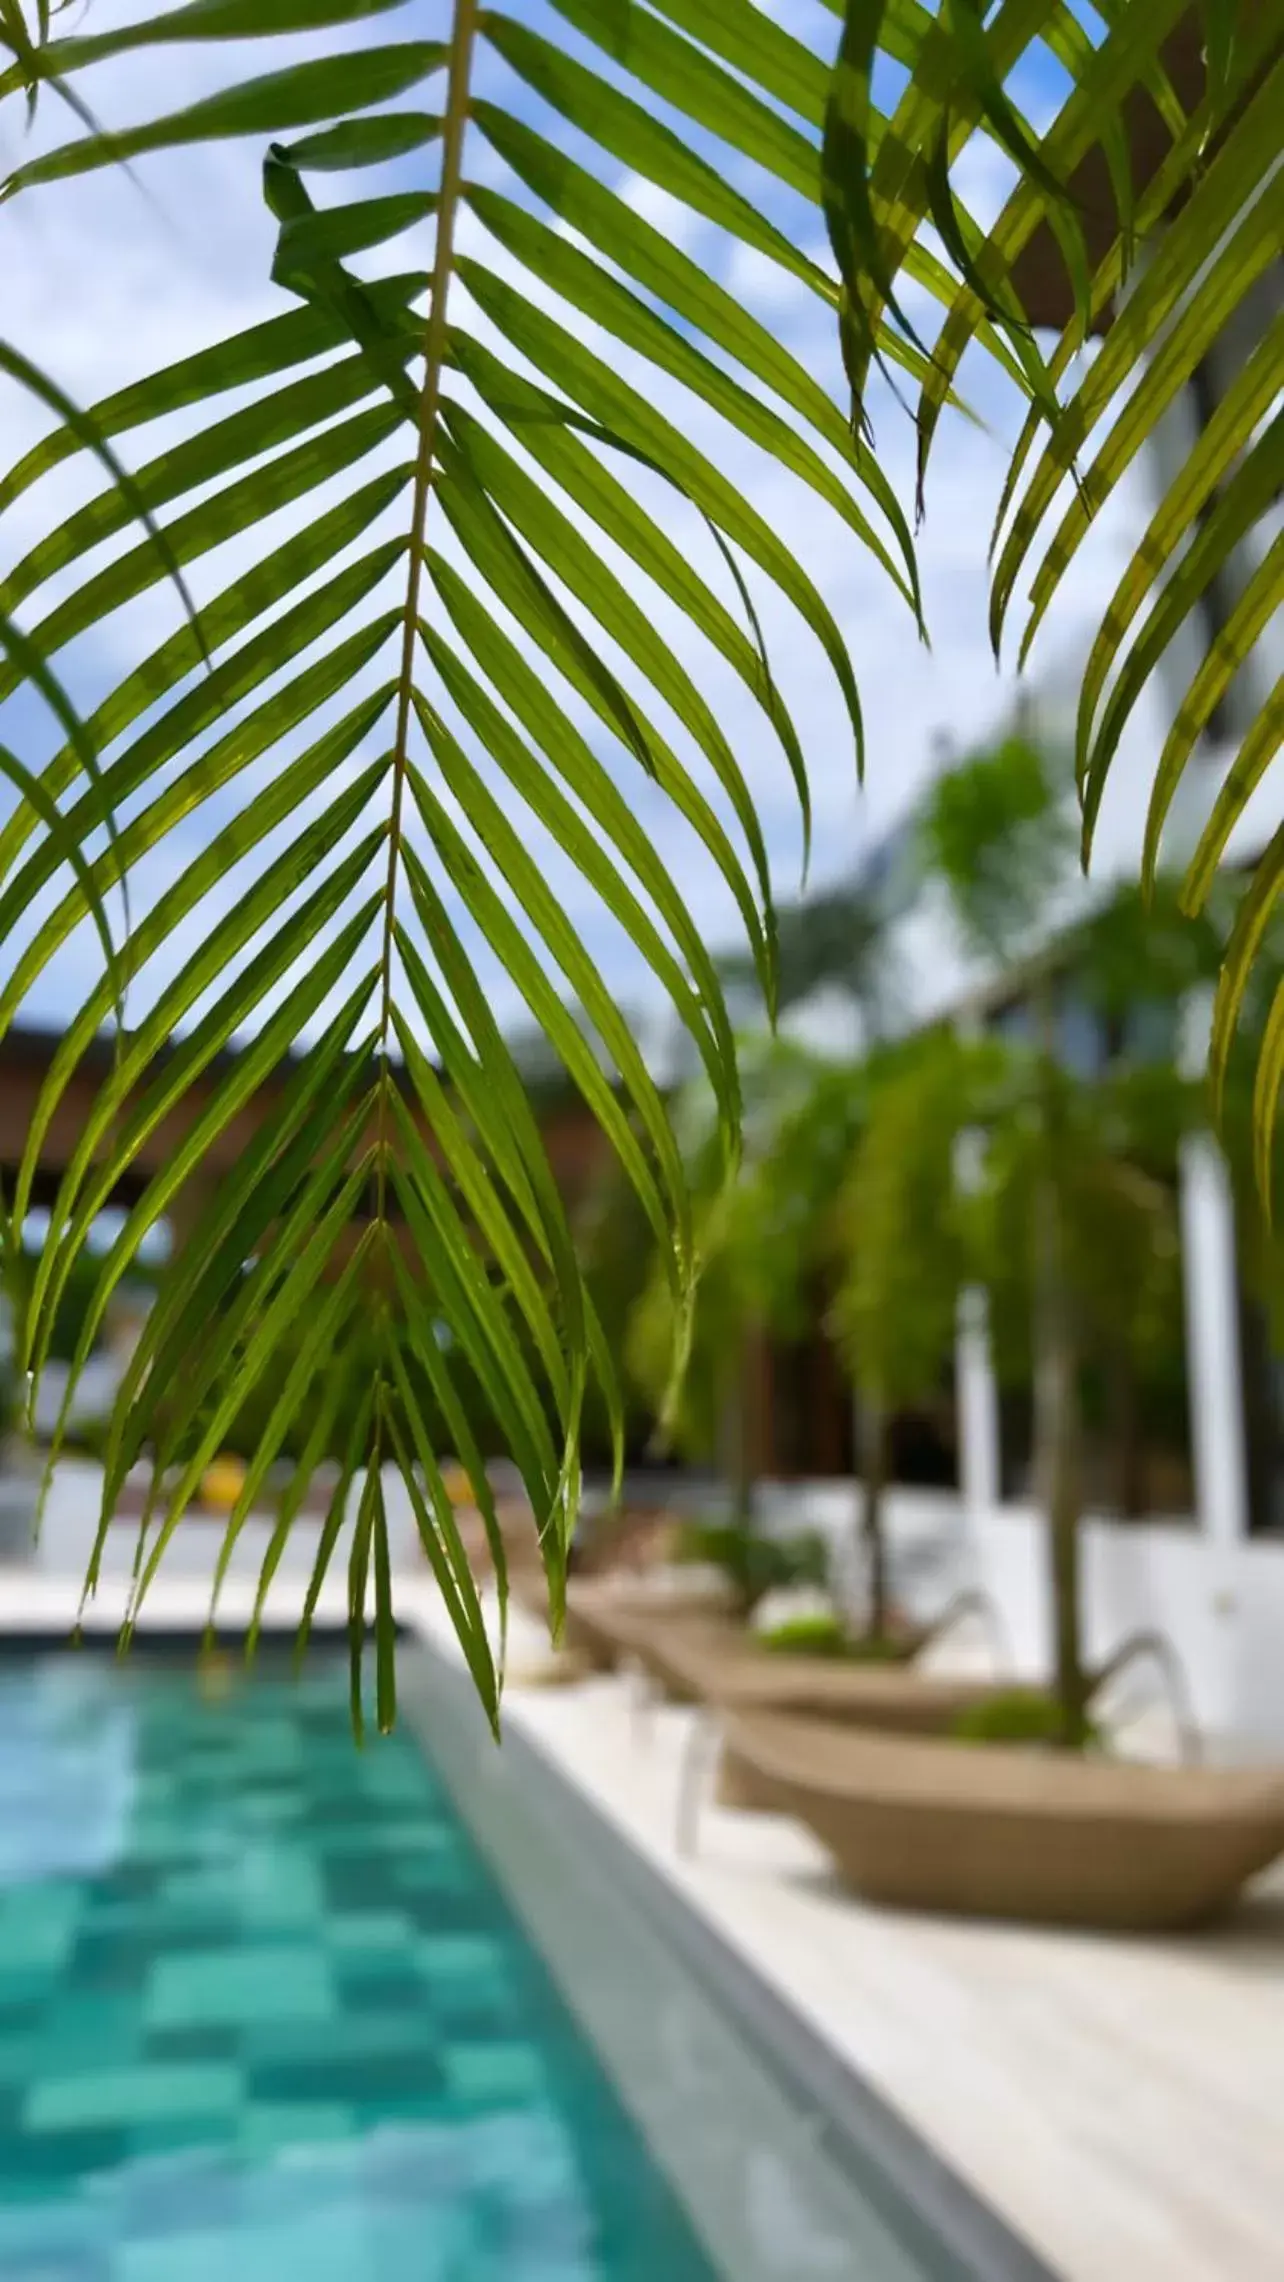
954,1122,1001,1533
1180,1135,1250,1548
1179,992,1250,1550
957,1280,1001,1520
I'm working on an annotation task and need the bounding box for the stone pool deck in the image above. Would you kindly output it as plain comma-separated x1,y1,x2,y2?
448,1600,1284,2282
3,1504,1283,2282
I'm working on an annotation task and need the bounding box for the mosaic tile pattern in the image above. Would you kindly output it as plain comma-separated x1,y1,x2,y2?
0,1655,715,2281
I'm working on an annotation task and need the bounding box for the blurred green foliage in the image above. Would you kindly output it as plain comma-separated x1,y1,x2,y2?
757,1612,912,1661
830,1030,996,1414
952,1687,1104,1751
619,1036,867,1467
757,1611,851,1656
673,1517,830,1617
921,735,1077,965
581,711,1284,1678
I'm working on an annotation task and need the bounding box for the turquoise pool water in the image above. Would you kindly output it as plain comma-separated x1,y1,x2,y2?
0,1652,717,2281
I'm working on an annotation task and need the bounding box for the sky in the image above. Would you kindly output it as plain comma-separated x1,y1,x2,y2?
0,0,1241,1079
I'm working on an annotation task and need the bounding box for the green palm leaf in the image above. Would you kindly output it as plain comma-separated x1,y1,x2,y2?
7,0,1279,1723
1,0,923,1714
825,0,1284,1188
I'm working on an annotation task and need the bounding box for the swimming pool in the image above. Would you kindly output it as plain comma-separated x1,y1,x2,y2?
0,1651,717,2281
0,1641,1050,2282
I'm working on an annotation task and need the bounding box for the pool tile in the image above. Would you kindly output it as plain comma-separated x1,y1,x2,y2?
0,2252,108,2282
0,2123,131,2186
112,2209,377,2282
447,2041,548,2106
416,1931,509,1984
237,2102,355,2157
144,1948,335,2030
250,2045,443,2108
107,2144,247,2238
243,2007,433,2071
0,1889,80,1977
325,1910,414,1952
142,2031,244,2077
42,1993,142,2044
157,1854,324,1931
24,2064,243,2133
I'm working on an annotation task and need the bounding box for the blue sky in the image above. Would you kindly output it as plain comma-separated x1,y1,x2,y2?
0,0,1177,1069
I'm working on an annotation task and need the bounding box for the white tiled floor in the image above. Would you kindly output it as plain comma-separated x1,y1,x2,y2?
471,1606,1284,2282
5,1514,1284,2282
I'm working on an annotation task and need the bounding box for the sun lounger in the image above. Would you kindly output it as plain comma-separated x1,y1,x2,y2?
560,1578,736,1669
638,1624,1004,1731
713,1713,1284,1930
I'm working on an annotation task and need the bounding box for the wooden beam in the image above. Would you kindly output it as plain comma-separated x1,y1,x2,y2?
1009,5,1282,336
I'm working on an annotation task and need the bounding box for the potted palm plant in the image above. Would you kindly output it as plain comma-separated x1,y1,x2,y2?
921,733,1216,1747
827,1029,995,1643
626,1036,967,1658
620,1038,869,1606
621,1037,859,1510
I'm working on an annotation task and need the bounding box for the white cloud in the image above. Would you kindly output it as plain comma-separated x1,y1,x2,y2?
724,236,836,310
615,169,703,252
949,128,1020,236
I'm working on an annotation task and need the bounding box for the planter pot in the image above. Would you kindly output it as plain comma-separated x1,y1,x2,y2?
714,1742,770,1811
560,1574,737,1672
718,1712,1284,1931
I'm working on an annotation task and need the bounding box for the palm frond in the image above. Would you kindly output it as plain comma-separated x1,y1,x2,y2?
7,0,1280,1718
0,0,917,1715
826,0,1284,1163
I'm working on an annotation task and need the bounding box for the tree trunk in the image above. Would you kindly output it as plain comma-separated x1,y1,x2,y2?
857,1389,889,1641
719,1394,754,1534
720,1340,757,1535
1033,992,1089,1750
1038,1284,1087,1748
711,1390,757,1617
732,1429,755,1534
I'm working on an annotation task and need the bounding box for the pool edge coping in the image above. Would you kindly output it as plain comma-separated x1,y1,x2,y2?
402,1637,1063,2282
